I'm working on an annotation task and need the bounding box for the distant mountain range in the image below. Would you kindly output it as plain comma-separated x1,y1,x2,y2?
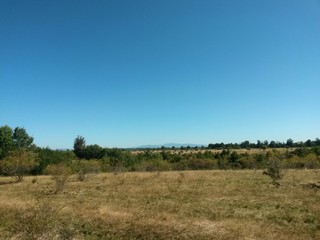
133,143,204,149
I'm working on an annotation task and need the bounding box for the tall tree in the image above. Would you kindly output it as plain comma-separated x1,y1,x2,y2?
269,141,277,148
286,138,294,147
13,127,34,149
0,125,14,159
240,141,250,149
257,140,262,148
305,139,312,147
73,136,86,159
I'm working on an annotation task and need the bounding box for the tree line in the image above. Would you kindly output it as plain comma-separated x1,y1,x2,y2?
1,125,320,182
208,138,320,150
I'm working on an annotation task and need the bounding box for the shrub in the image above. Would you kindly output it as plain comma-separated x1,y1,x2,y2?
172,160,189,171
187,158,217,170
76,160,101,181
0,149,38,182
135,159,171,172
10,197,75,240
263,159,283,186
45,163,72,193
304,153,320,169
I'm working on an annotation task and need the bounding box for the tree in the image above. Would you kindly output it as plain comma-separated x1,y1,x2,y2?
73,136,86,159
107,148,124,171
240,141,250,149
13,127,34,149
0,125,14,159
286,138,294,148
82,144,106,159
0,149,38,182
305,139,312,147
269,141,277,148
33,148,75,175
256,140,262,149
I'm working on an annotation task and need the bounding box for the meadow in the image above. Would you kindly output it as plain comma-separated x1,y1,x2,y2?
0,169,319,239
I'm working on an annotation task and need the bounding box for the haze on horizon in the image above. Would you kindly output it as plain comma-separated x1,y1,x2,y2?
1,0,319,149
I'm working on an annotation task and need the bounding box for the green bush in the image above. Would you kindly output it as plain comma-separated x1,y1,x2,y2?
0,149,38,182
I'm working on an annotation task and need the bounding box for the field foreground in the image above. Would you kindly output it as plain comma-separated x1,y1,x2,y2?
0,170,319,239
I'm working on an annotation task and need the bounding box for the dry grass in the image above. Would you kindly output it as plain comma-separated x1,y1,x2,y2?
0,170,319,239
130,147,292,155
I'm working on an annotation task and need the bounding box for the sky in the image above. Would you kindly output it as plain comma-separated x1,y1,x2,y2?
1,0,320,149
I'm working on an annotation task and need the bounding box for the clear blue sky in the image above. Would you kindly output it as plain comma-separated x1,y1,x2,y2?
1,0,319,149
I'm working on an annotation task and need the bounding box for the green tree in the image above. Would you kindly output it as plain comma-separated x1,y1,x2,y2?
73,136,86,159
269,141,277,148
286,138,294,147
305,139,312,147
257,140,262,148
0,125,14,159
13,127,34,149
82,144,106,159
240,141,250,149
33,148,75,174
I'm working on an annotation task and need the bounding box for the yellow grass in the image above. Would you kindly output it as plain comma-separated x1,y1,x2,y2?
0,170,319,239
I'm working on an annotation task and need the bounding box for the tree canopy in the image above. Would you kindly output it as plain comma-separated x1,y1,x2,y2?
73,136,106,160
13,127,34,149
0,125,14,159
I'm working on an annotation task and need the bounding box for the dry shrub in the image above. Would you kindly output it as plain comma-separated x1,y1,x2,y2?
135,159,171,172
10,197,75,240
76,159,101,181
45,163,72,193
177,171,185,184
263,159,284,186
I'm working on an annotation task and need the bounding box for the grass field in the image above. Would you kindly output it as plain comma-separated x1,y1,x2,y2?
0,170,320,239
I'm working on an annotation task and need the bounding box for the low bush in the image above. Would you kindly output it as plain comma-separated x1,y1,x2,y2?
45,163,72,193
263,159,284,185
134,159,171,172
0,150,38,182
75,160,101,181
9,197,75,240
